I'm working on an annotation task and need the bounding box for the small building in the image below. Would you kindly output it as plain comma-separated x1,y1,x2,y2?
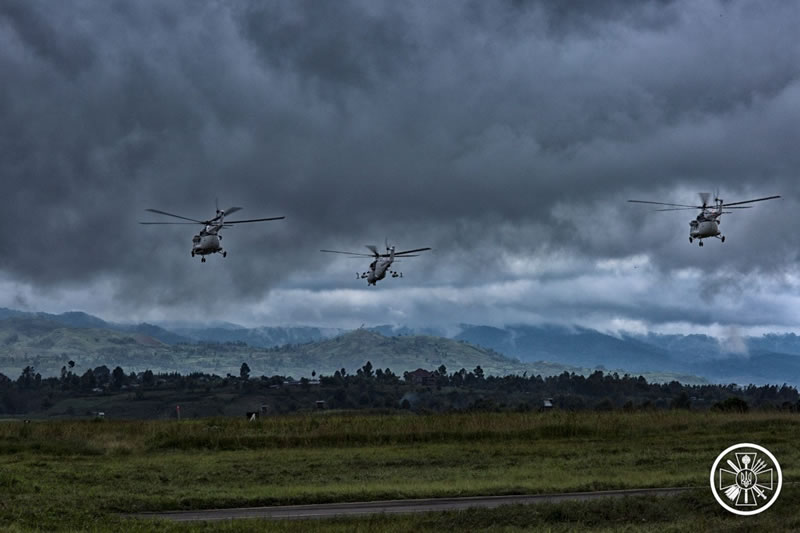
315,400,326,410
541,398,554,410
405,368,436,386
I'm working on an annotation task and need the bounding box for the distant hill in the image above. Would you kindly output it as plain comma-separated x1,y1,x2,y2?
636,332,800,359
0,308,190,345
146,316,800,384
165,323,448,348
0,314,705,384
455,324,674,374
9,307,799,384
0,318,571,379
268,328,531,376
164,326,533,375
689,352,800,385
170,325,342,347
455,324,800,385
0,316,170,376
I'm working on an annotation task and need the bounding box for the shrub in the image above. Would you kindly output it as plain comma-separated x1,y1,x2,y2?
712,397,749,413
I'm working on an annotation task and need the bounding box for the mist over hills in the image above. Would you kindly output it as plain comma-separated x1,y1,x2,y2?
453,325,800,386
1,308,798,385
455,325,670,374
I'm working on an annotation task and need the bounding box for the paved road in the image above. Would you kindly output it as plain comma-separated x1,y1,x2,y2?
128,487,697,522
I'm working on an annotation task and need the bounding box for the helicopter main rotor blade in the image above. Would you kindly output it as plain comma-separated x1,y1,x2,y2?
139,221,202,225
394,247,432,256
365,245,379,256
320,249,375,257
221,207,243,216
653,206,752,212
627,200,702,208
722,195,781,207
144,208,205,223
223,216,285,224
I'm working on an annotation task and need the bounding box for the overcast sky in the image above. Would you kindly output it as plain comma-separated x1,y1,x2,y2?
1,0,799,336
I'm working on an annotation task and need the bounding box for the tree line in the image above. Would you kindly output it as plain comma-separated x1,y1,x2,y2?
1,361,798,416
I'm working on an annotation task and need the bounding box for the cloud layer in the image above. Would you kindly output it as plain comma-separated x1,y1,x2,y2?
1,0,799,334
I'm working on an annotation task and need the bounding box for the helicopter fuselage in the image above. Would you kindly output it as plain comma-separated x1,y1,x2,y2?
365,257,393,285
688,211,725,246
192,233,221,255
689,217,720,239
191,225,225,258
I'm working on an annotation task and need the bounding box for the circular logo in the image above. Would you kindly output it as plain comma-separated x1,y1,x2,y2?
710,443,782,515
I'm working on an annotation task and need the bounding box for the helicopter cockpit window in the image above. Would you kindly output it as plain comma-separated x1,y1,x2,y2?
192,235,201,243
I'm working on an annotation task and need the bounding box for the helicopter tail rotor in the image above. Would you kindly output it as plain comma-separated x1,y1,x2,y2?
221,206,242,217
212,197,243,218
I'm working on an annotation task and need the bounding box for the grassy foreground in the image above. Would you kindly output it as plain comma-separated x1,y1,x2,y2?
1,410,798,531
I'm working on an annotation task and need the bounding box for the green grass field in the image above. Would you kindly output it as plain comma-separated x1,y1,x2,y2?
1,410,798,531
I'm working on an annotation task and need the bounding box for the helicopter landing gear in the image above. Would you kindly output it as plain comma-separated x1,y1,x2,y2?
698,241,703,247
721,236,725,243
191,251,195,257
689,238,693,243
222,251,227,258
201,256,206,262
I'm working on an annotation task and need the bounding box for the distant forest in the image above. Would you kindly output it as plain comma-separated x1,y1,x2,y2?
1,361,799,418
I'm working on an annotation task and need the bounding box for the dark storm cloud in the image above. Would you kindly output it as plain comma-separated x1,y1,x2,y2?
0,2,96,77
1,0,799,328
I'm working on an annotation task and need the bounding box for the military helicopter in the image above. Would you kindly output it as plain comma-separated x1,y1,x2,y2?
140,202,284,261
628,193,780,246
320,242,431,285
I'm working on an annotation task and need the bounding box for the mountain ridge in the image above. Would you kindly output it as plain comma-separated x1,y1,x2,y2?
0,312,703,384
3,307,798,384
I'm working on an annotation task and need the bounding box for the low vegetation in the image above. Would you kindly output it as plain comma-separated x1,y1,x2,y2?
1,410,798,531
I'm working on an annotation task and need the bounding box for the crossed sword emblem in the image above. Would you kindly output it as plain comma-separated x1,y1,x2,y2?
723,454,769,504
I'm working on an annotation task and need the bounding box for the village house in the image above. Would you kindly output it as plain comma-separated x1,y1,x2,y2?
404,368,436,386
